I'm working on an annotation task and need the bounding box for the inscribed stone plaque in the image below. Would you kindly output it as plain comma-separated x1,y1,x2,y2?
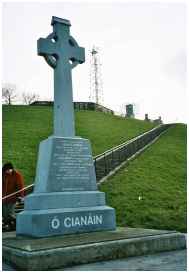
49,138,96,191
34,136,97,193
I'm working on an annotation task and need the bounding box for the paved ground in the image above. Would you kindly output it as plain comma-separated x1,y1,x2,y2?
60,250,187,271
3,249,187,271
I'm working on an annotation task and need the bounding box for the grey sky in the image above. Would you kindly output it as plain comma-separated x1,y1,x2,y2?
2,2,186,123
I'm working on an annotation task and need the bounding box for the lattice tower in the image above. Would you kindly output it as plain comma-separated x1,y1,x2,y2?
89,46,104,105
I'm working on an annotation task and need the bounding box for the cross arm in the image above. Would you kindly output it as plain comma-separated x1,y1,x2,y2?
69,46,85,64
37,38,57,57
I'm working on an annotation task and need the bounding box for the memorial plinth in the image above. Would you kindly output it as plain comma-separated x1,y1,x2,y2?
16,16,116,237
17,137,116,237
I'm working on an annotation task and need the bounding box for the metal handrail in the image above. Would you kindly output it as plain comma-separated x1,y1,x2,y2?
2,184,33,201
94,123,172,180
93,124,163,160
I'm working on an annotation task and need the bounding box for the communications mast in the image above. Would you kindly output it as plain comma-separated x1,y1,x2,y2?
89,46,103,105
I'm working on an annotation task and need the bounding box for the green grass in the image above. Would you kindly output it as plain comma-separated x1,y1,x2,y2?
2,105,155,185
99,124,187,232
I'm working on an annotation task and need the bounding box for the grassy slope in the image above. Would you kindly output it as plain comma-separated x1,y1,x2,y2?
100,124,187,232
3,105,155,185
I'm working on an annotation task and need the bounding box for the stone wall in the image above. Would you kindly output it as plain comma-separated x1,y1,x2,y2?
30,101,114,114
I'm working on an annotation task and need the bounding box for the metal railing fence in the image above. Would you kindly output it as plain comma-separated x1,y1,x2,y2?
94,124,172,181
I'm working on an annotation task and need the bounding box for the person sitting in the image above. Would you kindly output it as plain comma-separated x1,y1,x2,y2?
2,162,25,231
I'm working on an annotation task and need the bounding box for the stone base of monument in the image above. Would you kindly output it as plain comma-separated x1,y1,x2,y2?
16,202,116,237
16,136,116,237
3,227,186,270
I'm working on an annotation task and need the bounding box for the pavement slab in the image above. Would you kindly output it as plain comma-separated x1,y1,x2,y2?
60,249,187,271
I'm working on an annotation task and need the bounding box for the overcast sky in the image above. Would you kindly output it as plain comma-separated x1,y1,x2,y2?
2,1,186,123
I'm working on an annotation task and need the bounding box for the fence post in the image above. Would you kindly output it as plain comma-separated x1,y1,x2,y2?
118,149,121,163
94,158,97,179
104,154,107,175
124,145,127,161
112,150,114,169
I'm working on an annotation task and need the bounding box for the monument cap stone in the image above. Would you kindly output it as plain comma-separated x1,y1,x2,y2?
51,16,71,26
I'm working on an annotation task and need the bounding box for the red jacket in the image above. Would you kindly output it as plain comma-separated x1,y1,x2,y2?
2,170,25,204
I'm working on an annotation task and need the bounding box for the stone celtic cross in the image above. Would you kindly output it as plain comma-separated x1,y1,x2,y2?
16,16,116,238
37,16,85,137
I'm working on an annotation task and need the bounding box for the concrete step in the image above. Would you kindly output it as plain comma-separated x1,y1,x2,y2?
3,227,186,270
3,250,187,271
